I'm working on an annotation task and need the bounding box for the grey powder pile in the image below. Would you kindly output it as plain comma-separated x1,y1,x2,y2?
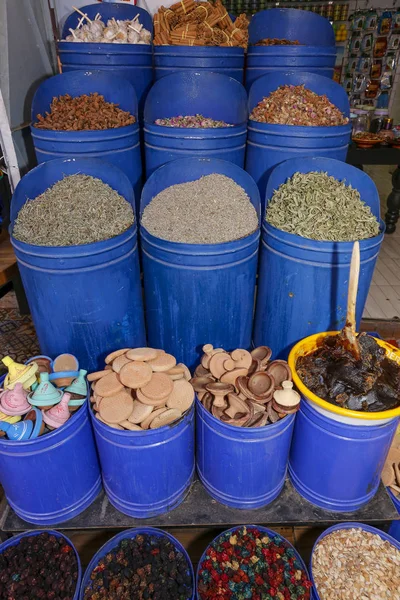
141,174,258,244
13,174,134,246
266,171,380,242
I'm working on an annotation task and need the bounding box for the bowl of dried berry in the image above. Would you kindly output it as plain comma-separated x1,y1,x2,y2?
0,530,81,599
81,527,194,600
352,132,382,148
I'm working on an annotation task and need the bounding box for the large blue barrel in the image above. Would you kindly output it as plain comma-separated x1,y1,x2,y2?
144,71,248,177
196,398,295,508
0,402,101,524
0,530,82,598
253,157,384,359
140,157,261,369
90,404,194,518
154,46,245,83
31,70,142,205
80,527,195,600
10,158,146,372
289,400,398,512
246,9,336,90
58,3,153,115
246,71,351,200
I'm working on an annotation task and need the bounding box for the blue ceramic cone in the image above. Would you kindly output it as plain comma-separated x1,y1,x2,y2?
0,420,34,440
28,373,62,407
65,369,88,409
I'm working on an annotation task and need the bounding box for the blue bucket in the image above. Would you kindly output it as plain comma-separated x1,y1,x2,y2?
196,398,295,508
90,404,195,518
31,70,142,207
0,530,82,599
246,9,336,90
246,71,351,200
80,527,195,599
10,158,146,372
253,157,384,360
59,3,153,115
154,45,245,83
140,157,261,369
289,400,398,512
144,71,248,177
0,402,101,524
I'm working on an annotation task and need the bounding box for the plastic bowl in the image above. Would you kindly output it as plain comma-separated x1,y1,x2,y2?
289,331,400,425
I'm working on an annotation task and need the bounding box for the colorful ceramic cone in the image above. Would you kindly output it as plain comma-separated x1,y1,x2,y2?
0,420,34,441
0,383,31,415
65,370,87,410
2,356,38,390
0,411,21,424
28,373,63,408
42,393,71,430
24,407,45,439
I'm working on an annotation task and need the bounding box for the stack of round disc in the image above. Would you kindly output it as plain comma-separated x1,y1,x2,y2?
88,348,194,430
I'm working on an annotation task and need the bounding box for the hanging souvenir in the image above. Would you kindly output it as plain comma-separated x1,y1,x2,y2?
374,37,388,58
361,34,373,54
371,60,382,79
365,10,378,31
378,11,392,35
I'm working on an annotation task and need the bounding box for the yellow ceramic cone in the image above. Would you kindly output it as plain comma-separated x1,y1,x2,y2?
2,356,38,390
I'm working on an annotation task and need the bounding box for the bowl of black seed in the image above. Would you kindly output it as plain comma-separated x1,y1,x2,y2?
0,530,81,599
81,527,194,600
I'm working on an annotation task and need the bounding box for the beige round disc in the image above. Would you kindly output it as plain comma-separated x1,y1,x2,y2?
119,420,143,431
209,352,231,379
140,372,173,401
136,389,167,408
112,354,131,374
105,348,132,364
98,390,134,424
119,361,153,389
126,347,159,362
166,365,185,381
177,363,192,381
128,400,154,424
87,370,110,382
167,379,195,412
95,372,124,397
95,413,123,429
147,353,177,373
150,408,182,429
141,407,168,430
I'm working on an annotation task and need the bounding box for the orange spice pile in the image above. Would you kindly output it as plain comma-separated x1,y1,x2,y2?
153,0,248,48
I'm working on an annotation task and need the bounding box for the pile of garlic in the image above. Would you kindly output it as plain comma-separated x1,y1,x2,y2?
64,11,151,44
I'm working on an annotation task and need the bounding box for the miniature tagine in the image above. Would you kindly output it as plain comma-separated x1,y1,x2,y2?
2,356,38,390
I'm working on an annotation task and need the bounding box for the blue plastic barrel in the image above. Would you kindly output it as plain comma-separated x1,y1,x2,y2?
31,70,142,205
253,157,384,359
10,158,146,372
154,46,245,83
246,72,351,200
90,404,194,518
80,527,195,599
0,530,82,598
140,157,261,369
289,401,398,512
0,402,101,524
144,71,248,177
246,9,336,90
196,398,295,508
59,3,153,115
388,490,400,541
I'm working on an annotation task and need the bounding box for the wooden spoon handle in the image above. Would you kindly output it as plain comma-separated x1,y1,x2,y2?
347,241,360,332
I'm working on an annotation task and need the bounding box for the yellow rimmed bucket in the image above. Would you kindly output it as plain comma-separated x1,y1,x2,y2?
289,331,400,426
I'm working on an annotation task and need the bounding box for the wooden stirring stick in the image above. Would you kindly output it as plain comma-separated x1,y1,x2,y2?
340,241,361,361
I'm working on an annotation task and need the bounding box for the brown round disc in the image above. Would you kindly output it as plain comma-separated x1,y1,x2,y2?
95,372,124,397
265,360,292,386
87,370,110,382
141,407,168,430
112,354,131,374
136,389,166,407
248,372,275,397
98,390,134,424
105,348,132,364
167,379,195,412
150,408,182,429
128,400,154,424
140,373,173,401
119,361,153,389
126,347,159,362
147,353,177,373
120,420,143,431
95,413,124,429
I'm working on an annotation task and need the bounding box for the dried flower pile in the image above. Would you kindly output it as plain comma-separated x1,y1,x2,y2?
250,85,349,127
35,93,135,131
13,175,134,247
153,0,248,48
312,528,400,600
83,533,193,599
64,9,151,44
266,171,380,242
155,114,233,128
255,38,301,46
192,344,300,427
198,525,312,600
141,174,258,244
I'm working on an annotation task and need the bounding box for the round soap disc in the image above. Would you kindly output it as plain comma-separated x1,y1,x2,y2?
119,420,143,431
98,390,134,424
95,413,124,429
136,389,167,408
112,354,131,374
167,379,195,412
147,353,177,373
126,347,159,362
150,408,182,429
119,361,153,389
128,400,154,424
95,372,124,397
87,370,110,382
140,372,173,401
141,407,168,430
105,348,132,364
177,363,192,381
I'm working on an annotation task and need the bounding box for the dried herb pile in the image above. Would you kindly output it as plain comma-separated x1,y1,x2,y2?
141,174,258,244
250,85,349,127
13,175,134,247
266,171,380,242
255,38,300,46
83,533,193,599
35,93,135,131
153,0,248,48
155,114,233,128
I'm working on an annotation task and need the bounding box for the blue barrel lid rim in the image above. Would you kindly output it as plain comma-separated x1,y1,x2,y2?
80,527,195,600
248,8,335,46
61,3,153,39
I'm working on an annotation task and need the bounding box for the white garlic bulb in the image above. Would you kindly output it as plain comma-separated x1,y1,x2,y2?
63,13,152,45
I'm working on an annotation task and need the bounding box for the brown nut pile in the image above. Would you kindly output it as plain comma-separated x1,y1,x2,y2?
88,348,194,430
35,93,136,131
381,425,400,497
153,0,248,48
254,38,301,46
250,84,349,127
191,344,300,427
